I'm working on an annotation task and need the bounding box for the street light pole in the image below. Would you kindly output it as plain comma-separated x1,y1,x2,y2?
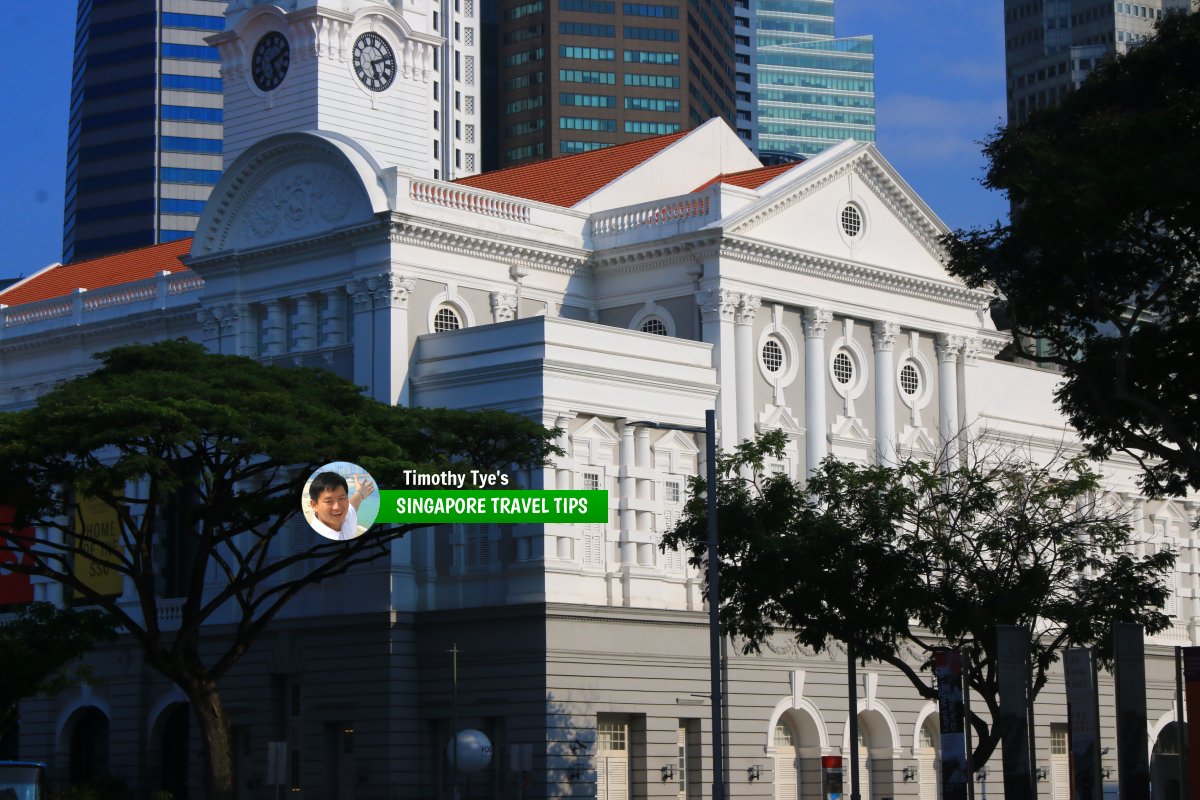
628,414,724,800
705,409,724,800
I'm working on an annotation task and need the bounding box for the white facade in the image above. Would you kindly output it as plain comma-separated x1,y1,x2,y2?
1,34,1196,798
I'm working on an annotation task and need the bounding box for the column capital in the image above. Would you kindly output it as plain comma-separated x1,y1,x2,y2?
368,274,415,310
735,294,761,326
345,279,374,313
871,320,901,351
936,333,967,363
697,288,740,323
961,337,983,366
802,307,834,339
490,291,518,323
196,307,220,339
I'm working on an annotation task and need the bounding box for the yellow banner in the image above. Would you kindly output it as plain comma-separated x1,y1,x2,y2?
74,490,123,598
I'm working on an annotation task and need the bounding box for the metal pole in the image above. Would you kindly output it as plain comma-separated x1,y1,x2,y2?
848,642,861,800
452,643,459,800
706,409,725,800
1177,646,1188,800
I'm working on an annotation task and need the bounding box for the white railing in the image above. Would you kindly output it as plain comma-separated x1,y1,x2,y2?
157,597,186,630
410,180,531,223
590,192,713,237
0,270,204,340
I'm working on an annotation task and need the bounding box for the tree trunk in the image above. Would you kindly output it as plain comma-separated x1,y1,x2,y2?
189,681,236,800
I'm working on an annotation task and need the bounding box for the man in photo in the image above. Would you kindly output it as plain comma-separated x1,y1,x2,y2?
307,471,376,541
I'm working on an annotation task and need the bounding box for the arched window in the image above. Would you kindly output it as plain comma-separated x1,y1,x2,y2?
433,305,462,333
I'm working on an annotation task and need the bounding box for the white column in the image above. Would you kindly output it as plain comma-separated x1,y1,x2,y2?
263,300,286,357
958,338,982,458
293,294,317,352
345,281,375,393
321,290,347,348
619,423,636,565
872,321,900,466
635,426,654,565
234,303,256,357
803,307,833,476
734,294,761,444
362,274,415,406
697,287,740,449
936,334,965,463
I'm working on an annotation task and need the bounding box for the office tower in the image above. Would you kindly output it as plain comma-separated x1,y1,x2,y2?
64,0,228,263
734,0,875,159
485,0,737,169
1004,0,1193,125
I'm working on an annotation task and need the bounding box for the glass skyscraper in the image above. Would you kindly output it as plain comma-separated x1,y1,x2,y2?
734,0,874,159
64,0,226,263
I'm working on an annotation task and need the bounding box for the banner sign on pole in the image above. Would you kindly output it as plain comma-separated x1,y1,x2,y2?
935,650,968,800
997,625,1034,800
1182,647,1200,798
1113,622,1150,800
1064,648,1102,800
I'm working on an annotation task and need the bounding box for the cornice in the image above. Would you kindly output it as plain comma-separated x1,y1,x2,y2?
184,219,390,277
589,232,723,275
411,358,717,397
0,306,201,355
719,237,991,310
388,217,589,277
725,149,948,262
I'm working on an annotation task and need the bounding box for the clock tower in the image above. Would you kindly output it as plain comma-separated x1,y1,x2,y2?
212,0,480,180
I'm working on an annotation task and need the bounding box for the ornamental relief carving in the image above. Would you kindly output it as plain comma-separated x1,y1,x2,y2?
245,166,359,240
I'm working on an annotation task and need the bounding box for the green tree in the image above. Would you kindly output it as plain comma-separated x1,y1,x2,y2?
0,603,117,748
661,435,1174,768
941,10,1200,497
0,340,560,800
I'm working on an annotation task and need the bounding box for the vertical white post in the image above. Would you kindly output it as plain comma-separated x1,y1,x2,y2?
936,334,965,466
293,294,317,352
697,287,740,450
803,307,833,476
872,321,900,466
734,294,761,444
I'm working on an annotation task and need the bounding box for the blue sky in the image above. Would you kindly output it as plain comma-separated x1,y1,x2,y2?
0,1,1010,279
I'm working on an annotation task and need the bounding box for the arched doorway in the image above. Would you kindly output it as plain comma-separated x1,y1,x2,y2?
160,703,190,800
69,707,110,784
916,718,941,800
771,708,823,800
1151,722,1181,800
854,709,895,800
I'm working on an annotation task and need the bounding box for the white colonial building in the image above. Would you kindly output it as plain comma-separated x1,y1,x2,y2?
0,3,1196,798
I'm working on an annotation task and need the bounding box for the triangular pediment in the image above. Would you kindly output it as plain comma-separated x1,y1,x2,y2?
571,416,620,444
898,425,937,455
651,429,701,456
757,405,805,436
830,415,870,442
719,143,963,286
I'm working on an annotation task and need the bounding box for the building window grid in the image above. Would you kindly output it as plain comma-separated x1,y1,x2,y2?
597,719,627,751
762,339,784,373
640,317,668,336
433,306,463,332
841,204,863,237
833,350,854,385
900,362,920,395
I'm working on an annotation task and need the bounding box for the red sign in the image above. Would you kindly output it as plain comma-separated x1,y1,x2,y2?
820,756,842,769
0,505,34,605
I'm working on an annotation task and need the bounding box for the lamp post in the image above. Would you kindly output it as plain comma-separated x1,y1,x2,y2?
629,413,723,800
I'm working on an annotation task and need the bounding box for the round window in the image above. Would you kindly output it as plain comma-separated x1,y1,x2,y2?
900,362,920,396
832,350,855,384
840,204,863,238
433,306,462,333
640,318,668,336
762,339,784,373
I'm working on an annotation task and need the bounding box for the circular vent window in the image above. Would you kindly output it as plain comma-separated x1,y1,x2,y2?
900,362,920,395
762,339,784,373
841,204,863,238
832,350,855,384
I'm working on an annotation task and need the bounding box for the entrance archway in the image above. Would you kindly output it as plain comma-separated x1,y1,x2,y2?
68,707,110,784
771,708,823,799
160,703,190,800
1151,721,1181,800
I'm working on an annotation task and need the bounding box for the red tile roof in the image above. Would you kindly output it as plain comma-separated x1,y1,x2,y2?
454,131,692,207
691,162,800,193
0,239,193,308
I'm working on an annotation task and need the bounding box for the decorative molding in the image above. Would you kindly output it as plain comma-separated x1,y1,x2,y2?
735,294,761,326
490,291,518,323
802,307,833,339
871,320,900,352
388,219,589,277
721,237,990,310
367,274,414,310
936,333,966,363
696,288,740,323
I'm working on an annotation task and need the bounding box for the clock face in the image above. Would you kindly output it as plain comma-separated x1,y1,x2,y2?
251,31,290,92
353,32,397,92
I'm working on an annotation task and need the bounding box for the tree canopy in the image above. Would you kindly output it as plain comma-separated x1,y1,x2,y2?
0,339,560,800
0,602,117,749
661,435,1174,767
941,10,1200,496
